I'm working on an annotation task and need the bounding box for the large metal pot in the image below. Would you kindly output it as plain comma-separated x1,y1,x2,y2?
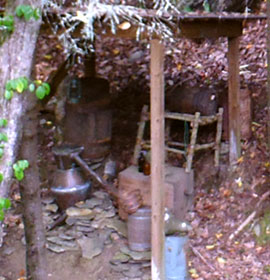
52,168,85,188
51,182,92,210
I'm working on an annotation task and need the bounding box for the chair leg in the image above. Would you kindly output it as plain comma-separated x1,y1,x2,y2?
186,112,200,173
214,107,223,167
132,105,149,165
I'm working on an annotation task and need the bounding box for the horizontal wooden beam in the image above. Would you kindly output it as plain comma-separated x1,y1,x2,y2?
179,20,243,38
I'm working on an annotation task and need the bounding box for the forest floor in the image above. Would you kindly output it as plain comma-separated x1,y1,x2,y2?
1,11,270,280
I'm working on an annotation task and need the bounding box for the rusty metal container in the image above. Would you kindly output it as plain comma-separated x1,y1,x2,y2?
63,77,112,160
127,207,151,251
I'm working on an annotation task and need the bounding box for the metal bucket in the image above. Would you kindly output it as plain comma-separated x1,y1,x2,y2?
127,207,151,251
165,235,189,280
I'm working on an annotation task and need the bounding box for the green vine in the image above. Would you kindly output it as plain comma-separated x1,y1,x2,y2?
15,5,41,21
13,160,29,181
0,4,43,222
5,77,50,100
0,15,14,46
0,197,11,221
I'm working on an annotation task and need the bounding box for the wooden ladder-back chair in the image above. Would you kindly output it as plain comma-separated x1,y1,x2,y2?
132,105,223,172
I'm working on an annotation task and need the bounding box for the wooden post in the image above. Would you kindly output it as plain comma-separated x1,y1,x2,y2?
228,36,241,164
150,39,165,280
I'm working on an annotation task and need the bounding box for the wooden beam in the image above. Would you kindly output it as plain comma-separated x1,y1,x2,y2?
150,39,165,280
228,36,241,163
180,20,243,38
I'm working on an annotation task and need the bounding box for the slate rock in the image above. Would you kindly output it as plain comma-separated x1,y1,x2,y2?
77,236,104,260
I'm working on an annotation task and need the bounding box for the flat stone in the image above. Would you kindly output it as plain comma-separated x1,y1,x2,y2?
65,217,77,226
66,207,94,218
75,219,92,226
94,208,116,220
122,264,143,278
64,229,83,239
47,236,78,248
76,225,95,233
46,243,66,253
77,236,104,260
99,229,113,245
93,190,109,199
120,245,151,261
110,252,130,264
44,203,58,213
110,263,130,272
105,217,127,237
102,197,113,210
83,197,103,209
58,232,75,241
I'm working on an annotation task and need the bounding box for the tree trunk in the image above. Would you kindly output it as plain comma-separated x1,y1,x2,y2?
20,95,48,280
0,1,48,279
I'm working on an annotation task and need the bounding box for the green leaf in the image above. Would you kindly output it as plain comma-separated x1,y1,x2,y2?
16,79,25,93
23,6,34,21
0,119,7,127
35,85,46,100
21,77,28,90
15,169,24,181
1,15,14,32
41,82,51,96
33,8,41,20
15,5,24,17
4,90,13,100
0,148,4,158
0,209,4,221
0,198,11,209
29,83,35,92
0,133,8,142
4,198,11,209
0,173,3,182
17,160,29,170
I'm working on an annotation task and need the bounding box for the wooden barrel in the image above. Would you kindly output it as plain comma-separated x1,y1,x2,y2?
63,77,112,160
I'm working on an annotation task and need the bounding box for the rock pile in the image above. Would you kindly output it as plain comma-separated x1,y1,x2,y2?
43,189,151,280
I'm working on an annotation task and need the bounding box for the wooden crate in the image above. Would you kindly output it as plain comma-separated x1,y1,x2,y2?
118,165,194,220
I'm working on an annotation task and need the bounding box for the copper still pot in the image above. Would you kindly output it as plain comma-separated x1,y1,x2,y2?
51,168,91,210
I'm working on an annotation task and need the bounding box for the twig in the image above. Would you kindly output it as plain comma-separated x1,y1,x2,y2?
228,190,270,241
190,244,216,272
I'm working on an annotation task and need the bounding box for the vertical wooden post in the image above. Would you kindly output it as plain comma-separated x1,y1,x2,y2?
228,36,241,164
150,39,165,280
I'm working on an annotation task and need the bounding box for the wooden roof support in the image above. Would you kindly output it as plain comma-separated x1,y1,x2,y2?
228,36,241,163
150,39,165,280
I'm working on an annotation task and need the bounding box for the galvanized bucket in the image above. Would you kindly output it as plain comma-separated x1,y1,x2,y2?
165,235,189,280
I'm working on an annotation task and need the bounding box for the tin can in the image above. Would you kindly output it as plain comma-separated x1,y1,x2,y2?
127,207,151,251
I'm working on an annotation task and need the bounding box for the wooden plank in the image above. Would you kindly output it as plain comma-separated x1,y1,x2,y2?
100,19,243,39
150,39,165,280
180,20,242,38
228,36,241,163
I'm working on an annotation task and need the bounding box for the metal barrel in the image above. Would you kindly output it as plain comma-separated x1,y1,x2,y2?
127,207,151,251
165,235,189,280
